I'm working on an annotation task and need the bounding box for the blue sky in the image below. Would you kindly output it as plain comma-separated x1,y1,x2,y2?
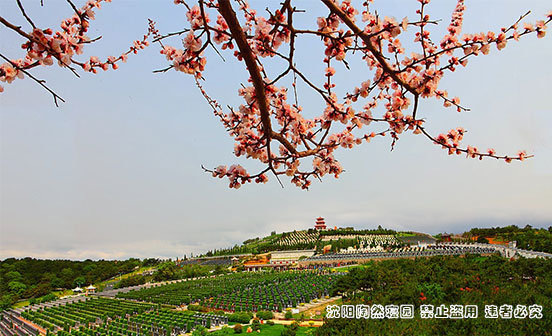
1,0,551,260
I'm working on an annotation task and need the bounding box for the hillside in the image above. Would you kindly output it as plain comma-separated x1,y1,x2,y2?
201,227,403,257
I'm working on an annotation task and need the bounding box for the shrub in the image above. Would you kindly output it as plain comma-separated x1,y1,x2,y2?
284,311,293,319
228,312,253,324
212,327,233,335
256,311,274,320
187,304,208,312
192,326,208,336
233,324,243,334
251,318,261,331
280,322,299,336
476,236,490,244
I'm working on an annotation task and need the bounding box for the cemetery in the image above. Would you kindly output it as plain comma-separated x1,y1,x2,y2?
117,271,341,312
2,298,226,336
199,272,339,312
276,231,320,248
18,298,156,332
2,223,551,335
1,271,339,336
302,243,496,265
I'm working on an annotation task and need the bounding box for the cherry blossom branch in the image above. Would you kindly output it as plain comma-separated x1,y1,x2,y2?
1,0,152,95
321,0,418,95
0,15,82,77
0,52,65,105
218,0,272,140
3,0,549,189
418,125,532,162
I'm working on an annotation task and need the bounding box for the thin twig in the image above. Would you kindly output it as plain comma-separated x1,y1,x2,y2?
0,52,65,106
16,0,36,29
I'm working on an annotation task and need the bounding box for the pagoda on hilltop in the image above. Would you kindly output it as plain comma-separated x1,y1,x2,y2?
315,217,327,230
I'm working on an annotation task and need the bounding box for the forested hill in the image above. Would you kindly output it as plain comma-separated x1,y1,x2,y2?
0,258,159,310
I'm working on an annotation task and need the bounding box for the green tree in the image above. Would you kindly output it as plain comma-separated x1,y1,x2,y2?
0,294,16,310
4,271,23,282
154,262,177,281
72,276,86,288
60,268,75,288
8,281,26,295
50,276,64,289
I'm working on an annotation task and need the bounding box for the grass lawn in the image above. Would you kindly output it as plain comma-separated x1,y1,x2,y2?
330,263,370,272
395,232,416,237
13,289,74,308
13,300,30,308
93,266,155,290
293,298,343,319
259,325,317,336
212,324,317,335
56,289,73,297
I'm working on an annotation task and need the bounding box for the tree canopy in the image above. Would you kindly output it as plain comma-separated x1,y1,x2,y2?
0,257,156,311
319,255,552,335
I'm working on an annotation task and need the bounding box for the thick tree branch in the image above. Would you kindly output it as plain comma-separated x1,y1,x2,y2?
321,0,418,95
217,0,275,149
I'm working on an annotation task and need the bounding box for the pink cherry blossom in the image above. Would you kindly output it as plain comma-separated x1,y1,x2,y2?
2,0,546,188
